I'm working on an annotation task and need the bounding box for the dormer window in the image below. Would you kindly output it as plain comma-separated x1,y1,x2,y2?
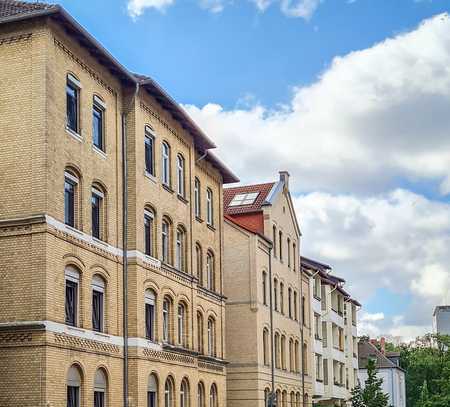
229,192,259,207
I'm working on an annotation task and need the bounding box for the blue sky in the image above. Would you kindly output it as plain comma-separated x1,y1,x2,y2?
58,0,450,341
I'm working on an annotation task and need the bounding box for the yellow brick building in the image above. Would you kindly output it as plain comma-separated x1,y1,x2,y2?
0,1,238,406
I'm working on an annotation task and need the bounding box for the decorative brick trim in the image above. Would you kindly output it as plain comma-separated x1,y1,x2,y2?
54,333,121,354
198,360,224,373
0,332,33,345
0,33,32,46
142,348,196,365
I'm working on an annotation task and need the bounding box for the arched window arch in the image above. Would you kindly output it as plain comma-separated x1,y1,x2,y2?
290,392,295,407
92,275,105,332
197,311,204,354
94,368,107,407
176,226,187,272
281,335,286,370
207,317,216,357
273,279,278,311
303,394,309,407
91,183,107,241
164,376,174,407
145,125,156,176
194,178,201,218
197,382,205,407
162,296,173,343
180,378,190,407
276,389,281,407
148,373,158,407
296,392,301,407
262,271,267,306
177,301,188,347
144,207,155,257
64,168,81,228
145,289,156,341
263,328,270,366
196,244,203,285
162,141,171,186
161,217,172,264
209,384,218,407
274,332,280,369
282,390,287,407
280,282,284,314
206,251,215,292
67,364,82,407
177,154,185,197
65,266,80,327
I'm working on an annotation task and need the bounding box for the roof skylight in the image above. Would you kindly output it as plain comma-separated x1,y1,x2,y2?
229,192,259,207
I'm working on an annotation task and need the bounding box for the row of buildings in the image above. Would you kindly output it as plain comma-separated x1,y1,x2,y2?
0,1,360,406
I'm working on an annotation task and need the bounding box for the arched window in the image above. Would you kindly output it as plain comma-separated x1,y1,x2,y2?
290,392,295,407
164,377,174,407
272,225,277,258
282,390,287,407
65,266,80,327
163,297,172,343
144,208,155,257
289,338,294,372
197,312,204,354
197,382,205,407
64,169,80,228
145,289,156,341
280,282,284,314
302,343,308,375
207,317,216,357
276,389,281,407
274,333,280,369
294,340,300,373
262,271,267,306
273,279,278,311
162,218,171,264
206,188,213,226
293,291,298,321
281,335,286,370
94,368,107,407
176,226,186,272
303,394,309,407
194,178,201,218
92,95,105,152
148,374,158,407
66,73,80,134
302,296,306,326
180,378,190,407
91,184,106,240
206,251,215,292
263,328,270,366
177,302,187,347
67,364,82,407
264,388,270,406
145,126,156,176
278,231,283,260
177,154,185,197
288,288,292,319
287,238,291,268
92,275,105,332
296,392,301,407
209,384,218,407
293,242,297,271
162,141,171,186
196,244,203,285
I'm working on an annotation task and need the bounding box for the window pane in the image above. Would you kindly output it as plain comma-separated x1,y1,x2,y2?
65,180,75,227
144,215,153,256
93,104,104,150
94,391,104,407
92,290,103,332
146,303,155,340
67,386,79,407
92,194,101,239
66,83,78,133
145,136,154,175
65,281,77,326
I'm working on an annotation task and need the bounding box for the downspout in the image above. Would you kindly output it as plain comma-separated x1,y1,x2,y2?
268,245,275,404
122,82,140,407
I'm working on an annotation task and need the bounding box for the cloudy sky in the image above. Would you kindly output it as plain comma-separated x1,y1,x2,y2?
60,0,450,341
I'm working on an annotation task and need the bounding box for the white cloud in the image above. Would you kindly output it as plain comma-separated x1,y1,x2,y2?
127,0,174,17
360,312,385,322
280,0,321,19
199,0,229,13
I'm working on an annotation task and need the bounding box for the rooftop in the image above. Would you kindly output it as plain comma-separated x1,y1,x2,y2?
224,182,276,215
358,340,403,370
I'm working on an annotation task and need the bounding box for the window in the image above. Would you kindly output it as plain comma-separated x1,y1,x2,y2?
315,354,323,381
165,377,174,407
176,227,186,271
145,290,156,341
92,276,105,332
302,343,308,374
288,288,292,318
296,393,301,407
206,252,215,292
209,384,218,407
228,192,259,206
197,312,204,354
67,365,82,407
263,328,270,366
264,389,270,406
322,322,328,348
180,379,190,407
279,231,283,260
281,335,286,370
148,374,158,407
323,359,329,385
206,188,213,226
207,317,216,357
163,297,171,343
274,333,280,369
66,74,80,133
262,271,267,306
162,142,171,186
177,154,185,197
293,291,298,321
197,383,205,407
91,186,105,240
144,209,155,257
145,126,155,176
287,238,291,268
93,96,105,151
314,313,321,340
272,226,277,258
282,391,287,407
65,266,79,326
94,369,107,407
293,242,296,271
162,219,170,264
294,341,299,373
177,303,187,347
280,282,284,314
289,339,294,372
64,171,78,227
274,279,278,311
194,178,201,218
290,392,295,407
302,296,306,326
196,244,203,285
313,277,321,299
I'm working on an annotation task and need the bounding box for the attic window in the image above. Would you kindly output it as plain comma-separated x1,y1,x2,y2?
229,192,259,207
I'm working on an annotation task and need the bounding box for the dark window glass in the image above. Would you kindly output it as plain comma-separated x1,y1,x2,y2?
65,280,77,326
94,391,104,407
92,290,103,332
66,82,78,133
92,193,101,239
145,303,155,341
148,391,156,407
145,136,154,175
93,104,104,150
144,215,153,256
67,386,79,407
65,179,75,227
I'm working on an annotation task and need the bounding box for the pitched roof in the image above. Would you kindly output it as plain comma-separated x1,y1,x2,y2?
358,340,400,370
301,256,332,272
0,0,55,20
224,182,276,215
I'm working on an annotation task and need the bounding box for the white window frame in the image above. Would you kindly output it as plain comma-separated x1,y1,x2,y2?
176,155,185,197
206,188,213,226
162,142,170,186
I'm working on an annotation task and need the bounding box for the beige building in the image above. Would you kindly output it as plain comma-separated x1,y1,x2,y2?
0,1,238,406
302,258,360,407
223,173,313,407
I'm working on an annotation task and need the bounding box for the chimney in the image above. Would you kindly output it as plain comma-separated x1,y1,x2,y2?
279,171,290,189
380,337,386,355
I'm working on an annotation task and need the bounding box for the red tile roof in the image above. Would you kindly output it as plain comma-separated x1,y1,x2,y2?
0,0,55,19
224,182,275,215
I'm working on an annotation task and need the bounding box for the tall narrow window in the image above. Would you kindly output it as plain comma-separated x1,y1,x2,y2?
206,252,215,292
263,328,269,366
145,126,155,176
293,243,297,271
176,227,186,271
163,297,171,343
94,369,107,407
279,231,283,260
281,335,286,370
197,312,204,354
280,282,284,314
289,339,294,372
66,75,80,133
209,384,218,407
177,154,185,197
294,341,299,372
274,279,278,311
194,178,201,218
302,296,306,326
165,378,174,407
145,290,156,341
178,303,186,347
67,365,81,407
287,238,291,268
303,343,308,374
93,96,105,151
198,383,205,407
180,379,189,407
262,271,267,306
274,333,280,368
64,171,78,227
294,291,298,321
162,219,170,264
162,142,171,186
206,188,213,226
196,244,203,285
148,374,158,407
65,267,79,326
288,288,292,318
92,276,105,332
91,187,104,240
144,209,154,257
207,317,216,357
272,225,277,257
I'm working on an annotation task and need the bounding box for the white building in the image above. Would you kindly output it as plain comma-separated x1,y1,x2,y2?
358,340,406,407
433,306,450,335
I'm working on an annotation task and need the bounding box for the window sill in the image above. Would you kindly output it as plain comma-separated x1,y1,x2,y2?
207,223,216,232
92,236,108,246
162,183,174,194
66,127,83,142
195,216,204,223
144,171,157,184
177,194,189,205
93,145,107,159
65,224,83,235
93,331,110,339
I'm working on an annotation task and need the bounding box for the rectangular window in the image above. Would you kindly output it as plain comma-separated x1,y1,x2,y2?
194,178,201,218
162,143,170,186
163,302,169,342
92,102,104,151
145,135,155,176
91,192,102,239
206,189,213,226
145,302,155,341
162,222,169,263
65,280,78,326
94,391,104,407
66,79,79,133
65,179,75,227
67,386,79,407
144,213,153,256
92,289,103,332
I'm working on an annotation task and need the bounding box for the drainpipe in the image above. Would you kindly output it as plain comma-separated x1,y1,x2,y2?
268,245,275,405
122,82,140,407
